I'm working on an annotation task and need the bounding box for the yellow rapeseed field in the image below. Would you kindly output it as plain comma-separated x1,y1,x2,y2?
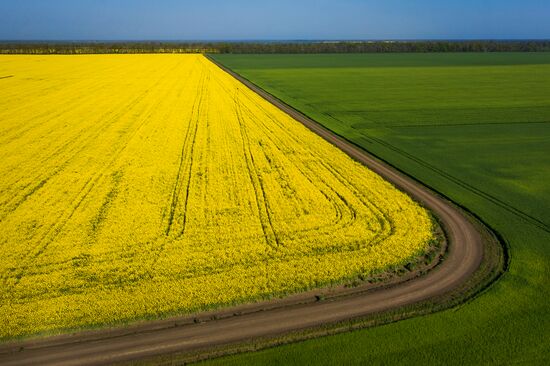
0,54,433,339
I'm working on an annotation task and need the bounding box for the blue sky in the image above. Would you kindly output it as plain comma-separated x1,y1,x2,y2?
1,0,549,41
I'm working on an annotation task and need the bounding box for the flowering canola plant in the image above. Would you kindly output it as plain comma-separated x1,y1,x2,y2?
0,55,433,339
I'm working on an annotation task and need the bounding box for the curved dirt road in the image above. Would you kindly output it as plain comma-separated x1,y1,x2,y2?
0,57,485,366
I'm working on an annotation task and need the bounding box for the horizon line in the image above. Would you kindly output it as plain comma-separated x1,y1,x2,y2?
1,38,550,43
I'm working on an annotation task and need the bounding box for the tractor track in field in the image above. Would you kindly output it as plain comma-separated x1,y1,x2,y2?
0,56,496,366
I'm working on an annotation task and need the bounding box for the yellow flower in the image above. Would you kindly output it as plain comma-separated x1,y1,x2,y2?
0,54,433,339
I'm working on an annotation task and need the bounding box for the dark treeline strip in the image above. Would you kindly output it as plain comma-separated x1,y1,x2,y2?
1,40,550,54
0,42,216,54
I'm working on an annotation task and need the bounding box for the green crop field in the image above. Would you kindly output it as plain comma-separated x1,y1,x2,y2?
210,52,550,364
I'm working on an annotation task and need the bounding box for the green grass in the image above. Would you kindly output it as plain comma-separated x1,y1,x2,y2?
208,52,550,365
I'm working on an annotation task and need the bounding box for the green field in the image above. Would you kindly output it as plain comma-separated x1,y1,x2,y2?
209,53,550,364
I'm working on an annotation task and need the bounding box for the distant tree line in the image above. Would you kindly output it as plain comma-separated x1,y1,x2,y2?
214,40,550,54
1,40,550,54
0,42,217,54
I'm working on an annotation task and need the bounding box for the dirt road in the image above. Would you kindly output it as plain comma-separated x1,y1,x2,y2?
0,56,485,366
